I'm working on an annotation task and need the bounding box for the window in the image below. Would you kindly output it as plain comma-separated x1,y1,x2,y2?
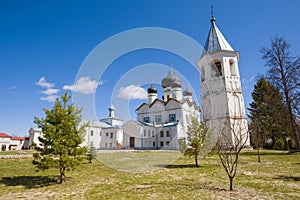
166,141,170,146
148,130,151,137
91,130,93,136
167,95,170,100
109,143,112,148
143,117,150,123
153,141,156,147
166,131,170,137
106,133,109,137
155,115,162,124
211,61,222,77
160,141,164,147
152,131,154,137
144,130,147,137
169,114,176,122
105,143,108,148
160,131,164,137
230,59,237,76
110,132,113,139
201,67,205,82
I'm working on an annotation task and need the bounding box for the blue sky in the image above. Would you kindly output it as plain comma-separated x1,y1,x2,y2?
1,0,300,136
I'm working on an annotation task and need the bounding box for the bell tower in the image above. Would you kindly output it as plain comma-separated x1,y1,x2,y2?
197,13,250,146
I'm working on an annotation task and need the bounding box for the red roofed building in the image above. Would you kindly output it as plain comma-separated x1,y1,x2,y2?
0,132,11,151
0,132,30,151
10,137,29,150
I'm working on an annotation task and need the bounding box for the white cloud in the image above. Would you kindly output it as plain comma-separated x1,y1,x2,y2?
250,75,255,81
40,95,58,102
6,86,16,94
36,77,55,88
36,77,60,102
118,85,148,100
63,76,102,94
42,88,59,95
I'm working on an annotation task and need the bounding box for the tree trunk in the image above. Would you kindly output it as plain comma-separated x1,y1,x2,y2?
287,104,300,150
257,147,261,163
229,176,233,191
195,155,198,167
60,167,66,183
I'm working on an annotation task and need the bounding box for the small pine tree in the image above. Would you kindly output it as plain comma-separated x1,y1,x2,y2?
33,92,87,183
184,115,208,167
87,142,97,163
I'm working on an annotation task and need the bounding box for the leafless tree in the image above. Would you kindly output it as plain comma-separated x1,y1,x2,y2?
261,36,300,150
216,119,249,191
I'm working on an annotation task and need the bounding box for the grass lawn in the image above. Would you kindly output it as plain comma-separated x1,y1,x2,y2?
0,150,299,199
0,150,35,156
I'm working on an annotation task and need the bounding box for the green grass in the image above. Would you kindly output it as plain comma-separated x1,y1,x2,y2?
0,150,35,155
0,150,299,199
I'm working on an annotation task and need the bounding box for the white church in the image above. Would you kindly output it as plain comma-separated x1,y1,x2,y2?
28,14,249,150
122,70,200,149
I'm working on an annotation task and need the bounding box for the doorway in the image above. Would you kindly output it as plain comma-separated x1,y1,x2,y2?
129,137,135,148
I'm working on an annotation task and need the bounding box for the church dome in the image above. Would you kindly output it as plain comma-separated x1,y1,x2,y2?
171,76,182,88
183,84,192,96
183,88,192,96
161,69,176,88
147,84,157,94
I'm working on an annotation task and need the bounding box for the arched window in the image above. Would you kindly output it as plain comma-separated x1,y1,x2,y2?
201,66,205,82
230,59,237,76
211,60,222,77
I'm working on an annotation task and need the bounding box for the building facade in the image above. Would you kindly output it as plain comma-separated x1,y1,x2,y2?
122,70,201,149
0,132,29,151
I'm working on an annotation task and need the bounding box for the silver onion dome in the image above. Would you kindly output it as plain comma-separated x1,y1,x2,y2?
161,69,176,88
147,84,157,93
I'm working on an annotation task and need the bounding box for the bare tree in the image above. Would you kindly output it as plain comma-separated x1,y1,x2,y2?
261,36,300,150
217,119,249,191
184,115,208,167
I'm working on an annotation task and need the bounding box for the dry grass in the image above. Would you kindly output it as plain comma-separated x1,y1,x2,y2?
0,150,299,199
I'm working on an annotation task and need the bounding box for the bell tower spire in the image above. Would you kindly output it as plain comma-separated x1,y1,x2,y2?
210,5,215,21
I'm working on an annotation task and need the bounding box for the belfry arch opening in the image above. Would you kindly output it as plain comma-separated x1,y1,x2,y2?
211,60,222,77
201,66,205,82
229,59,237,76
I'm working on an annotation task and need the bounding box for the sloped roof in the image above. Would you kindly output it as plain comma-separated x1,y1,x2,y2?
11,137,26,141
201,17,234,58
0,132,11,138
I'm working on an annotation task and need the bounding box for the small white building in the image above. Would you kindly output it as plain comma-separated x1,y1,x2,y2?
0,133,11,151
83,106,124,149
10,137,28,150
0,132,29,151
28,128,43,149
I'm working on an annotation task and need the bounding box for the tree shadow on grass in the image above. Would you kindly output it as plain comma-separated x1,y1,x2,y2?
155,164,199,168
241,151,288,156
294,162,300,165
275,175,300,182
0,175,58,189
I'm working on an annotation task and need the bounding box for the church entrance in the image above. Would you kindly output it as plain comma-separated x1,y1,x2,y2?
129,137,135,148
